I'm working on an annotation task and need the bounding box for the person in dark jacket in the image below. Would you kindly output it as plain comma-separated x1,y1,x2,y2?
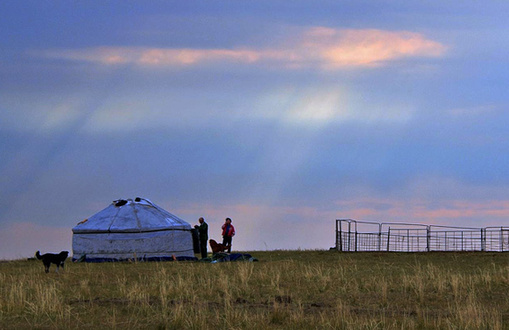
195,217,208,259
221,217,235,253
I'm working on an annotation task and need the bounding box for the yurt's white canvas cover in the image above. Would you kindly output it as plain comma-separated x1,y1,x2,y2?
72,198,195,262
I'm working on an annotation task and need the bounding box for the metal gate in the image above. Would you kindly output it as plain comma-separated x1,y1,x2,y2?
336,219,509,252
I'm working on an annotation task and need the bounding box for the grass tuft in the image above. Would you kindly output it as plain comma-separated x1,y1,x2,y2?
1,251,508,329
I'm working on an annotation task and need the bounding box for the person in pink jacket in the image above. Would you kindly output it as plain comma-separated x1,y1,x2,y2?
221,217,235,253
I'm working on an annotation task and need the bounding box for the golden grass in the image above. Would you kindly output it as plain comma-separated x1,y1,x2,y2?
1,251,508,329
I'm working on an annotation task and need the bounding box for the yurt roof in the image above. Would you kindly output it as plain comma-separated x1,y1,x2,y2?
72,197,191,234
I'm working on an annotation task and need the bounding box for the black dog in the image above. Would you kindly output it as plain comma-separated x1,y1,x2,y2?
35,251,69,273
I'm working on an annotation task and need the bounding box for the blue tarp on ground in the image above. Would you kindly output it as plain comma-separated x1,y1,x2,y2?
206,253,258,263
73,252,257,263
72,255,198,263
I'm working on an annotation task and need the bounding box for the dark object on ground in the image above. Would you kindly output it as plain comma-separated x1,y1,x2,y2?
209,239,229,253
206,253,258,263
191,228,200,253
72,254,198,263
114,199,128,207
35,250,69,273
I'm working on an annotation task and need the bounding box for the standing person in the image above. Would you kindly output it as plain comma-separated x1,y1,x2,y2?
221,217,235,253
195,217,208,259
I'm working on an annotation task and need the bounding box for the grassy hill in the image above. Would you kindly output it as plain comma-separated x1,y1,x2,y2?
1,250,508,329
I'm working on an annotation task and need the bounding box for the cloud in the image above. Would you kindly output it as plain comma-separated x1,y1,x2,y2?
447,104,499,117
300,27,446,69
255,86,415,125
173,196,509,251
38,27,446,70
41,47,262,66
0,222,71,260
0,96,86,133
173,202,338,251
334,197,509,225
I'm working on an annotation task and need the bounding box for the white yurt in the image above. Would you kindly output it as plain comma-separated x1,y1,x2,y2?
72,197,195,262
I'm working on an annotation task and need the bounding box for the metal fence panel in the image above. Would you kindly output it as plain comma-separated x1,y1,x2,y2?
336,220,509,252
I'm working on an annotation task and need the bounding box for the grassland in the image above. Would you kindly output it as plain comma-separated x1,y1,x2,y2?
1,251,509,329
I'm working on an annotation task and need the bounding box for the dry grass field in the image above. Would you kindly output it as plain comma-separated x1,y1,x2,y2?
1,251,508,329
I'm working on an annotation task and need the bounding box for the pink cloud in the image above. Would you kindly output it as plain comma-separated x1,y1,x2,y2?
301,27,446,68
39,27,446,70
0,222,72,260
41,47,264,67
174,202,338,222
333,198,509,224
138,48,262,65
178,199,509,251
173,202,339,250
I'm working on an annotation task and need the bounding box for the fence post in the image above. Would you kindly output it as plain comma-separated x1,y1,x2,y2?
481,228,486,251
406,229,409,252
347,220,352,252
387,227,391,252
426,226,430,252
354,222,358,252
501,227,503,252
336,220,341,251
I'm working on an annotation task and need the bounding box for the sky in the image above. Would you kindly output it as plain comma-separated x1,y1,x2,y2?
1,1,509,259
